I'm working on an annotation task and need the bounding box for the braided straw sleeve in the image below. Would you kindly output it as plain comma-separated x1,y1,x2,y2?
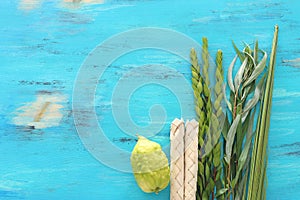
170,118,185,200
184,120,199,200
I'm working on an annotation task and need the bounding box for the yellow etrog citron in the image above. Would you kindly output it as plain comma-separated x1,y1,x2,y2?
130,136,170,194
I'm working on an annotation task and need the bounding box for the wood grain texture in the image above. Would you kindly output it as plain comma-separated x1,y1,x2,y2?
1,0,300,199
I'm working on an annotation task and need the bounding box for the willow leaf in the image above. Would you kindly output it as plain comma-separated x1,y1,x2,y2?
234,155,250,200
243,42,251,53
222,114,230,140
223,85,232,112
225,114,241,164
242,66,266,121
228,55,237,92
232,41,245,61
234,57,248,91
216,188,228,197
241,85,251,101
254,40,259,64
242,83,261,115
231,133,252,188
243,50,267,87
232,108,256,189
247,108,257,140
242,82,256,102
244,52,256,69
236,116,244,157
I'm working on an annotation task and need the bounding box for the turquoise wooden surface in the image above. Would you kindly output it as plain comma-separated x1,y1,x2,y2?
1,0,300,199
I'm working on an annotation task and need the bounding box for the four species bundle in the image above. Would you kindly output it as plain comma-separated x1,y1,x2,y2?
130,25,278,200
191,25,278,200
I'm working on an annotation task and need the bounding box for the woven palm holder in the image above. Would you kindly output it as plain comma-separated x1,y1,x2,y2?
184,120,199,200
170,118,185,200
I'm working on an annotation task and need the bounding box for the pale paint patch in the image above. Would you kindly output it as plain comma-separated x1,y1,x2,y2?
192,16,215,23
18,0,41,11
282,58,300,63
0,180,23,191
61,0,105,10
273,88,300,98
63,0,104,3
19,0,105,11
282,58,300,68
12,93,66,129
272,112,300,121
